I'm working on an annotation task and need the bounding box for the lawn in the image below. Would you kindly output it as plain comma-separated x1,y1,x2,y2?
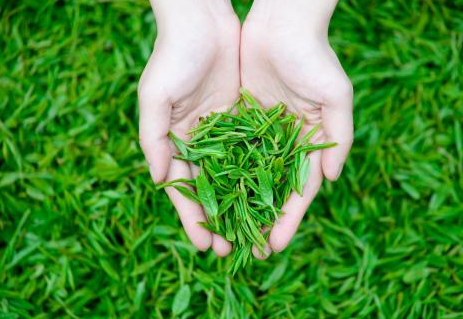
1,0,463,318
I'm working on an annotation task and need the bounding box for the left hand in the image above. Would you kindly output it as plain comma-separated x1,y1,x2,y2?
240,0,354,256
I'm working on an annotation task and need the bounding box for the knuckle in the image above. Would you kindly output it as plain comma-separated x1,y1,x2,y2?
317,72,353,106
340,78,354,99
322,78,353,103
137,80,149,102
338,131,354,149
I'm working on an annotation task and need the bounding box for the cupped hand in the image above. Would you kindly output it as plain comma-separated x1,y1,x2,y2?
138,1,240,255
241,0,354,256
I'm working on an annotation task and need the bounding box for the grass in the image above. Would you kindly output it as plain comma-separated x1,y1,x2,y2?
0,0,462,318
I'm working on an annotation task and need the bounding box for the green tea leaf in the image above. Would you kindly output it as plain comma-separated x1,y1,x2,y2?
219,192,239,214
282,118,303,158
272,157,285,182
256,167,273,206
165,88,335,274
296,154,310,196
225,218,236,242
240,87,260,108
172,185,200,203
196,175,219,222
168,131,188,157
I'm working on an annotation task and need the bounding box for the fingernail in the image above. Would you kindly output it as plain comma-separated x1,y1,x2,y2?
335,164,344,180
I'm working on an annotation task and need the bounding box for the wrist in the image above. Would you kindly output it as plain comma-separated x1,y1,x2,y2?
248,0,338,38
151,0,235,31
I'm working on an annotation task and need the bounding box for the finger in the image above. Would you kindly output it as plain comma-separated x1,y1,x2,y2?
252,244,272,260
212,234,232,257
165,159,212,251
138,56,173,183
189,162,200,179
321,79,354,181
269,150,323,252
252,226,271,260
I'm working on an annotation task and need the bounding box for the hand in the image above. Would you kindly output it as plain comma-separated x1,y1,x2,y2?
241,0,353,256
138,0,240,256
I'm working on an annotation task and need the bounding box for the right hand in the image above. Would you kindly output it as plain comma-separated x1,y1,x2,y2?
138,0,241,256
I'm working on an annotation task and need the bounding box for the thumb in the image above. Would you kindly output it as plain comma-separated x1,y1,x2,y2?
321,78,354,181
138,77,172,184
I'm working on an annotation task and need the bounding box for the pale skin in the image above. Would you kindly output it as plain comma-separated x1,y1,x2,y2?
138,0,353,259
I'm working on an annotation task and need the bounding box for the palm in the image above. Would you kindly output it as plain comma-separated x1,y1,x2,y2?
242,24,349,124
168,48,240,140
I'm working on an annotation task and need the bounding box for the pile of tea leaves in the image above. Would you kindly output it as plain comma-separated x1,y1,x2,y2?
157,88,335,273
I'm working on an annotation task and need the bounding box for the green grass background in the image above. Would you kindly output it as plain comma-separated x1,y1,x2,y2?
1,0,463,318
